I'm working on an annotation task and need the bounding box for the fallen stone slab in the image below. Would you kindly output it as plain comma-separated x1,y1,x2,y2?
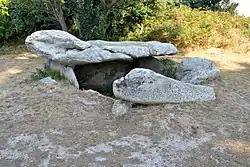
113,68,216,104
177,57,220,84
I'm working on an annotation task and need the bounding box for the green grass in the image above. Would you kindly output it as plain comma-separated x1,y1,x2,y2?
0,44,27,55
31,68,66,81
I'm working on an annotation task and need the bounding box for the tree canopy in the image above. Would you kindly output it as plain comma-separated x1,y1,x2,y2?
0,0,240,43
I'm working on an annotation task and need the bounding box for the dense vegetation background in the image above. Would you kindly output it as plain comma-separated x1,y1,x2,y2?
0,0,249,51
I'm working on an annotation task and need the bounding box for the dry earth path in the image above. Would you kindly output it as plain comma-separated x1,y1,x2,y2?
0,48,249,167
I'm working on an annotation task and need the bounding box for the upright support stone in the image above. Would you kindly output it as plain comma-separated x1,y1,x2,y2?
45,59,79,89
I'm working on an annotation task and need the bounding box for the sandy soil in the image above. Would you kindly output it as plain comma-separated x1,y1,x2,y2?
0,48,249,167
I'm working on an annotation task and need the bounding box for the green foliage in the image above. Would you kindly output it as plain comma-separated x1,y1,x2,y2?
0,0,13,41
130,5,250,50
76,0,158,41
0,0,9,15
181,0,238,13
31,68,66,81
1,0,249,53
31,68,50,81
0,0,75,43
9,0,61,36
76,0,101,40
110,0,158,41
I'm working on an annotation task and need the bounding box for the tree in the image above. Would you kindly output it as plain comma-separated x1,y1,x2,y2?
9,0,73,35
0,0,13,41
181,0,238,13
46,0,68,32
76,0,158,40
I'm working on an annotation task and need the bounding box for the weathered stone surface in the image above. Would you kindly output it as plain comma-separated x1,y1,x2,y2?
57,47,133,65
74,61,132,92
38,77,57,85
62,67,80,89
111,100,132,117
25,30,132,65
26,30,178,66
177,57,220,84
25,30,91,60
113,68,216,104
89,40,178,58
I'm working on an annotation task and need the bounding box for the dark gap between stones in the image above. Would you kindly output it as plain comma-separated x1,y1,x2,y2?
74,57,178,96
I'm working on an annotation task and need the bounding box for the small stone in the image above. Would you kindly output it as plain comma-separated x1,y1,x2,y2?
38,77,57,85
95,156,107,162
111,100,132,117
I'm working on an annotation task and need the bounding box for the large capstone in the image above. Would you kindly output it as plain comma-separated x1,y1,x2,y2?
88,40,178,58
113,68,216,104
25,30,178,66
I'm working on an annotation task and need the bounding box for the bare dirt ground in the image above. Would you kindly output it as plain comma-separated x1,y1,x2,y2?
0,47,249,167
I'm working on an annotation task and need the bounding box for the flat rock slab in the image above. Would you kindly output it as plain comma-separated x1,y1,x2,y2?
25,30,178,66
88,40,178,58
177,57,220,84
113,68,216,104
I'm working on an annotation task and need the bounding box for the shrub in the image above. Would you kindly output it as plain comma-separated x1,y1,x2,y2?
0,0,14,42
31,68,66,81
76,0,158,41
126,5,250,51
181,0,238,13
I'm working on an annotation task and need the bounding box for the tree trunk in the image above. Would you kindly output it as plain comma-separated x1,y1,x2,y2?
58,16,68,32
57,3,68,32
50,0,68,32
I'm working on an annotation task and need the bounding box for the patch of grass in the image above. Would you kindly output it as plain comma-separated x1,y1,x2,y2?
31,68,66,81
0,44,27,55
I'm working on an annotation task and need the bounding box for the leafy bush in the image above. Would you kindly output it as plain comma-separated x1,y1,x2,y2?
9,0,62,38
0,0,14,42
181,0,238,13
76,0,158,41
127,5,250,51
